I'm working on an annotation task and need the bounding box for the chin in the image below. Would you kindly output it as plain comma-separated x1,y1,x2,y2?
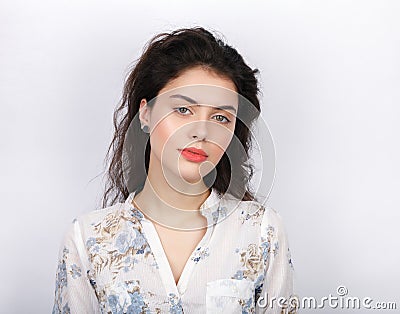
178,168,203,183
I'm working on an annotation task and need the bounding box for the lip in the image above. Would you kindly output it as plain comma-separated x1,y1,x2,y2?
179,147,208,157
178,147,208,163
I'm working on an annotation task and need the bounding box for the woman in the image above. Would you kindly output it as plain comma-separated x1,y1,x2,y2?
52,26,296,313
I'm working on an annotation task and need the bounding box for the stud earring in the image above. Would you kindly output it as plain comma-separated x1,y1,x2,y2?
141,125,150,133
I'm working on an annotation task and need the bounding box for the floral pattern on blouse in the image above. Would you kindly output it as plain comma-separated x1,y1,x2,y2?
191,246,210,263
103,279,151,313
86,208,152,281
168,293,184,314
52,188,295,313
52,247,70,314
239,202,266,226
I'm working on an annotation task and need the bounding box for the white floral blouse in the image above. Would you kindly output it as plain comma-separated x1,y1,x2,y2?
52,188,296,313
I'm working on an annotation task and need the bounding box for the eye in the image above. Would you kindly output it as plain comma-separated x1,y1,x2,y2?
213,114,231,124
174,106,192,115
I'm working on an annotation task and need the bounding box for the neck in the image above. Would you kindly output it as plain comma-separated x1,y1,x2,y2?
133,151,211,229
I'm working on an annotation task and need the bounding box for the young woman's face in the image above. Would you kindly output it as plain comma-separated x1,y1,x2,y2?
139,66,238,187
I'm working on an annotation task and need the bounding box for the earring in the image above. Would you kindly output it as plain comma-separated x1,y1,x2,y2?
141,125,149,133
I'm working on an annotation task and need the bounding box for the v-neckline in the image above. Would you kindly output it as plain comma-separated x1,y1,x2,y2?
142,216,214,296
125,188,221,296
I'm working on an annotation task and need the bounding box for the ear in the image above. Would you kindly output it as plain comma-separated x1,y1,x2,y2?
139,98,151,125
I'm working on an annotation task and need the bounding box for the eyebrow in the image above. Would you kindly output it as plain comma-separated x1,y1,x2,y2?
169,94,237,114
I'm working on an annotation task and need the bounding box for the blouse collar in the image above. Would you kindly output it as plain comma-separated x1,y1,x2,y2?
125,187,222,225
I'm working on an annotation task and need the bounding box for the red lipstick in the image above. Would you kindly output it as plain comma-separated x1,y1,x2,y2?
179,147,208,163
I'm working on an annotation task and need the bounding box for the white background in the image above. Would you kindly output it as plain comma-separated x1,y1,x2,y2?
1,0,399,312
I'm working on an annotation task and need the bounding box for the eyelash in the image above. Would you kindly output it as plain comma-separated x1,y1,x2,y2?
173,106,231,123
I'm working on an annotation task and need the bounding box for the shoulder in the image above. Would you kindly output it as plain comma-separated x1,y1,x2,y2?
232,198,288,236
229,197,282,227
73,202,126,225
65,201,138,241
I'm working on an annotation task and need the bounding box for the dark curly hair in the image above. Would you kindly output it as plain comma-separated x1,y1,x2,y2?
101,26,261,209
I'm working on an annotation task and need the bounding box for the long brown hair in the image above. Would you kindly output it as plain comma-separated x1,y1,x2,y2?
101,26,261,209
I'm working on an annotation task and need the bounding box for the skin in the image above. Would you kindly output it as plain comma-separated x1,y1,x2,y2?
133,66,238,284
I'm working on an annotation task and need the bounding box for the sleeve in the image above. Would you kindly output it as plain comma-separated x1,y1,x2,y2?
255,207,298,314
51,218,101,314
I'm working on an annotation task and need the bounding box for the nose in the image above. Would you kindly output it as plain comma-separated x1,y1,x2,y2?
189,118,208,140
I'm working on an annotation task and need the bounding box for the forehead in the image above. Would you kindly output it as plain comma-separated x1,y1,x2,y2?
155,66,239,109
158,85,238,109
164,66,237,91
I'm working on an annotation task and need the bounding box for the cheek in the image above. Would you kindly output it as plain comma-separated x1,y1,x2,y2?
150,117,180,155
208,145,225,163
208,130,234,163
208,124,235,151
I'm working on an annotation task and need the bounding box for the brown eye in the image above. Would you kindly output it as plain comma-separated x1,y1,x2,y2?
174,107,192,115
213,114,230,123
